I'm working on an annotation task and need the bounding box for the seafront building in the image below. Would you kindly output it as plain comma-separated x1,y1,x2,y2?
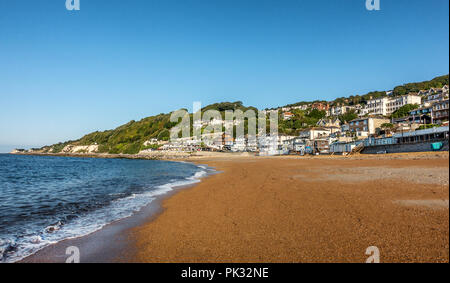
363,97,390,116
432,100,449,124
421,86,449,105
299,128,331,140
408,106,433,124
330,126,449,155
363,94,422,116
348,117,390,136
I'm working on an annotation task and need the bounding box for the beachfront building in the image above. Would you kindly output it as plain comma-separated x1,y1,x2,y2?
299,127,331,140
330,141,358,154
407,106,434,124
231,137,247,152
364,94,422,116
432,100,449,124
386,94,422,114
291,137,307,152
394,126,449,144
391,117,422,133
423,91,449,106
364,97,389,116
278,135,297,152
312,138,330,154
331,125,449,154
341,123,350,133
420,86,449,106
257,135,284,155
355,131,369,139
349,116,390,136
222,133,234,149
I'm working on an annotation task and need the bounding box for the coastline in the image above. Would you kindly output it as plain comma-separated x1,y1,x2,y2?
18,158,217,263
14,151,450,263
10,150,450,164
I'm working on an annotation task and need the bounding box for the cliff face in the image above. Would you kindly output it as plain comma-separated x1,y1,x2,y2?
61,145,99,154
10,145,99,155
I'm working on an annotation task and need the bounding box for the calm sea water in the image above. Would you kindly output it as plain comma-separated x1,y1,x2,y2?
0,154,210,263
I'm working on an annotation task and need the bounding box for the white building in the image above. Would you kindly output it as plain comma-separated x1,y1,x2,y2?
329,105,355,116
299,127,331,140
282,112,295,120
364,94,422,116
386,94,421,114
423,86,449,106
292,104,310,111
364,97,390,116
349,116,390,136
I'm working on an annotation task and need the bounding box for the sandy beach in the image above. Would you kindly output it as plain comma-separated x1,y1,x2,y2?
18,152,449,263
131,152,449,263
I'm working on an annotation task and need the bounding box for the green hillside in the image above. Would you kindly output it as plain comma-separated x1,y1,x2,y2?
44,101,258,154
274,74,449,109
392,74,449,96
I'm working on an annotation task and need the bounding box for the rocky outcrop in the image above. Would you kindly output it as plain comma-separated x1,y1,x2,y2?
61,145,99,154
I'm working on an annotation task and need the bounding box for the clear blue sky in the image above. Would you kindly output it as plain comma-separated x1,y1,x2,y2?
0,0,449,152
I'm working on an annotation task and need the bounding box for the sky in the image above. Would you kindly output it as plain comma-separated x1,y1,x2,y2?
0,0,449,152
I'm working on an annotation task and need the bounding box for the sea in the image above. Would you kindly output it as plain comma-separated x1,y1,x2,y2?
0,154,211,263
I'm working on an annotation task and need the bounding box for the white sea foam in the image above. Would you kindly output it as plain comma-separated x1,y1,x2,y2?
0,165,211,263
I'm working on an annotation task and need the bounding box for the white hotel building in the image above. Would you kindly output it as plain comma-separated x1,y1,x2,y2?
363,94,422,116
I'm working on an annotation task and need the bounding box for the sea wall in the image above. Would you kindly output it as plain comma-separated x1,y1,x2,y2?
361,139,449,154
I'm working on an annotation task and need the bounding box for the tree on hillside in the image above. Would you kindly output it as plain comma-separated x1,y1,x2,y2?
275,74,449,110
339,110,358,123
393,75,449,96
381,123,395,135
391,104,420,118
308,109,326,120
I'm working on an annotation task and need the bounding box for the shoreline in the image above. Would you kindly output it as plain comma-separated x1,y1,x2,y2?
9,149,450,161
18,160,217,263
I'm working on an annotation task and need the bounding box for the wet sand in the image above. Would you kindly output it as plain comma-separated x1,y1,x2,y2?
131,152,449,263
20,166,218,263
